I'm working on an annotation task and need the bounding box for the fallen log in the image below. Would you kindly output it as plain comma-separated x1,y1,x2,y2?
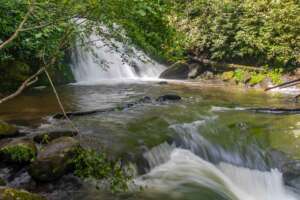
53,94,181,119
265,78,300,91
189,56,264,72
247,108,300,114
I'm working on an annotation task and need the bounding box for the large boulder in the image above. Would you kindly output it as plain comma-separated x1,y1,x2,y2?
0,121,18,139
0,187,45,200
33,131,78,144
159,62,190,79
0,138,37,163
29,137,80,182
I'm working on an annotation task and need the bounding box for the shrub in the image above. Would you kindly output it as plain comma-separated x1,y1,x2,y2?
72,148,132,193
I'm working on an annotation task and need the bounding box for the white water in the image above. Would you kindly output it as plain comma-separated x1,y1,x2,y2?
70,32,166,84
136,148,297,200
135,119,299,200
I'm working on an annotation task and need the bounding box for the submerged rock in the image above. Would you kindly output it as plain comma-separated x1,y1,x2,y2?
0,121,18,139
0,187,45,200
0,138,37,163
156,94,181,102
29,137,80,182
34,131,78,144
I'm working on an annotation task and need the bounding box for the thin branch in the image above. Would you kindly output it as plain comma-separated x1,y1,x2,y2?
265,78,300,91
0,1,35,50
0,67,44,104
44,68,80,134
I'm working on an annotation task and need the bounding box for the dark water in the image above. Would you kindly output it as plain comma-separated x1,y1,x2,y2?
1,81,300,199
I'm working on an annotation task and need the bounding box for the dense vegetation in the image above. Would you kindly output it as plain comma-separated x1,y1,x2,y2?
172,0,300,70
0,0,299,93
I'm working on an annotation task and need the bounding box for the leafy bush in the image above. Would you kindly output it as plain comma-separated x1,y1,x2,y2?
72,148,131,193
249,72,266,85
172,0,300,69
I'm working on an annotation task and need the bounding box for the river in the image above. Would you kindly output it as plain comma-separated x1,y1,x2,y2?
0,33,300,200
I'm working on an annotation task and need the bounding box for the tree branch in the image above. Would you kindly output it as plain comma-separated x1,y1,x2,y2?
0,67,44,104
0,1,35,50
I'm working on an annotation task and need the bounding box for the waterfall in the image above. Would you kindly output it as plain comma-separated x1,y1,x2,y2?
70,32,166,84
135,119,299,200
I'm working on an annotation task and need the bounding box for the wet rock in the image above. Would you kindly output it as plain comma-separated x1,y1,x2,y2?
29,137,80,182
0,121,18,139
156,94,181,102
0,138,37,164
158,81,168,85
281,160,300,189
34,131,78,144
199,71,214,80
138,96,152,104
188,63,203,79
0,187,45,200
159,62,190,79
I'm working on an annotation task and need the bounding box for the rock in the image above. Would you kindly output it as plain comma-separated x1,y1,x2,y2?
0,177,5,186
0,138,37,163
188,63,203,79
156,94,181,102
0,121,18,139
0,187,45,200
29,137,80,182
34,131,78,144
199,71,214,80
138,96,152,104
158,81,168,85
281,160,300,189
159,62,190,79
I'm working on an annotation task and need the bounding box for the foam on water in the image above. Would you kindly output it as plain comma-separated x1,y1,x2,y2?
136,148,298,200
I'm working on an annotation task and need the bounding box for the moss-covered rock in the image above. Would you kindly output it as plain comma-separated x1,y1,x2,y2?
0,121,18,139
0,187,45,200
0,138,37,163
33,131,78,144
29,137,80,182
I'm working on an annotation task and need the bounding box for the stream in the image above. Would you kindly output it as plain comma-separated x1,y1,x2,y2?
1,33,300,200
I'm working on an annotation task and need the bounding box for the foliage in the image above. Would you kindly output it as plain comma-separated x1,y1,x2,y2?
221,71,234,81
249,72,266,85
225,68,283,85
233,69,247,83
172,0,300,69
1,144,36,163
72,148,131,193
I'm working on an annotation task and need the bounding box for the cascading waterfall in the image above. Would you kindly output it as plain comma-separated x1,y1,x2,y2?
70,31,166,84
135,118,299,200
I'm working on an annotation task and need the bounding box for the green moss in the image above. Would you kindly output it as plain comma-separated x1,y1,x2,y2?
249,72,266,85
72,148,132,193
1,188,45,200
1,144,36,163
221,71,234,81
0,121,17,138
0,178,6,186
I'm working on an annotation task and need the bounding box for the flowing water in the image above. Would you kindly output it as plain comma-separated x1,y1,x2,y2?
1,35,300,200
